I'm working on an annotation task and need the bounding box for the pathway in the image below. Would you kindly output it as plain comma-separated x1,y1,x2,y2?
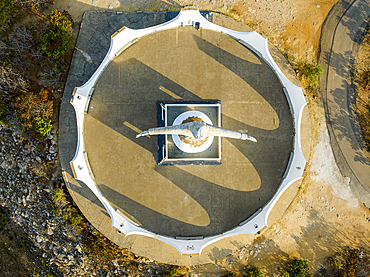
320,0,370,207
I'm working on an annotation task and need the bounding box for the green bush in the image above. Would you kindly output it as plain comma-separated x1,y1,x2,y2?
91,228,99,236
0,0,18,33
298,63,323,87
70,213,83,226
244,265,264,277
41,29,73,59
35,116,52,136
41,9,73,59
281,259,311,277
49,9,73,32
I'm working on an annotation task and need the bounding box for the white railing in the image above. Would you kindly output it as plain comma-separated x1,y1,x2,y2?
70,9,307,256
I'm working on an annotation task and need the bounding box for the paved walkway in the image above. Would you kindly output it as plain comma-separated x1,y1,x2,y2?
59,11,310,265
319,0,370,207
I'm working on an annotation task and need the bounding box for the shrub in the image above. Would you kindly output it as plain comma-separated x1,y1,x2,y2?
15,88,53,131
325,248,370,276
49,9,73,32
7,24,45,70
298,63,323,87
35,117,52,136
70,213,83,226
91,228,99,236
41,29,73,59
52,188,85,229
244,265,264,277
0,0,18,33
0,63,28,97
326,256,343,270
281,259,311,277
41,10,73,59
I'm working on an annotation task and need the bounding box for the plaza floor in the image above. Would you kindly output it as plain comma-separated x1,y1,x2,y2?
84,27,293,237
59,12,310,265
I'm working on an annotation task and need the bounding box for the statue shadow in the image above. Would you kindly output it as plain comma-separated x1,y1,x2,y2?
85,34,294,236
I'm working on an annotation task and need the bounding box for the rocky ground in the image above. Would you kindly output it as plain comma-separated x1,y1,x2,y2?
0,123,177,276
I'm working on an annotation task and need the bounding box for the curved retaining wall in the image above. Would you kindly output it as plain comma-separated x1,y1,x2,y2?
69,9,307,256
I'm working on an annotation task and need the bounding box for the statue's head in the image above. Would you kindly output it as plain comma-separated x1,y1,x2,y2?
189,121,209,140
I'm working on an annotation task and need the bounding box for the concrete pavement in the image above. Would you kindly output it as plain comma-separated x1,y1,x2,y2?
59,11,311,265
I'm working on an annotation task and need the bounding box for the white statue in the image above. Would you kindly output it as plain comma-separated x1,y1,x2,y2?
136,121,257,142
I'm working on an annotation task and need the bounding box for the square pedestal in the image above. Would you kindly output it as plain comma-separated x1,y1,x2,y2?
157,101,221,165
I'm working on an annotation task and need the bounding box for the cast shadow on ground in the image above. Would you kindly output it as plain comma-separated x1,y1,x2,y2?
62,13,294,238
288,207,370,274
323,47,370,165
192,34,291,113
337,0,370,44
87,54,293,237
60,12,178,192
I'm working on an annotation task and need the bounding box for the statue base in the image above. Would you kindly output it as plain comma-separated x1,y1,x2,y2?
157,101,221,165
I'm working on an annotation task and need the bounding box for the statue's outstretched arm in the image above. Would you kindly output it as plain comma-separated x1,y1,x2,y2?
137,121,257,142
136,125,193,138
207,125,257,142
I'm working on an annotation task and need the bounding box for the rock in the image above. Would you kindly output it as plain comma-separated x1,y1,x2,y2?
36,156,42,163
49,146,56,154
112,260,119,267
1,161,10,170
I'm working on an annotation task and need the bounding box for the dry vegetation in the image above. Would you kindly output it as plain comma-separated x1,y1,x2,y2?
0,0,72,137
354,31,370,151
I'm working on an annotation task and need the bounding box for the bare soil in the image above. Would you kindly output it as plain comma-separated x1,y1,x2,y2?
43,0,370,275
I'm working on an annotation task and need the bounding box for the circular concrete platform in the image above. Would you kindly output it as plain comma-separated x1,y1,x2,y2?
84,27,293,238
